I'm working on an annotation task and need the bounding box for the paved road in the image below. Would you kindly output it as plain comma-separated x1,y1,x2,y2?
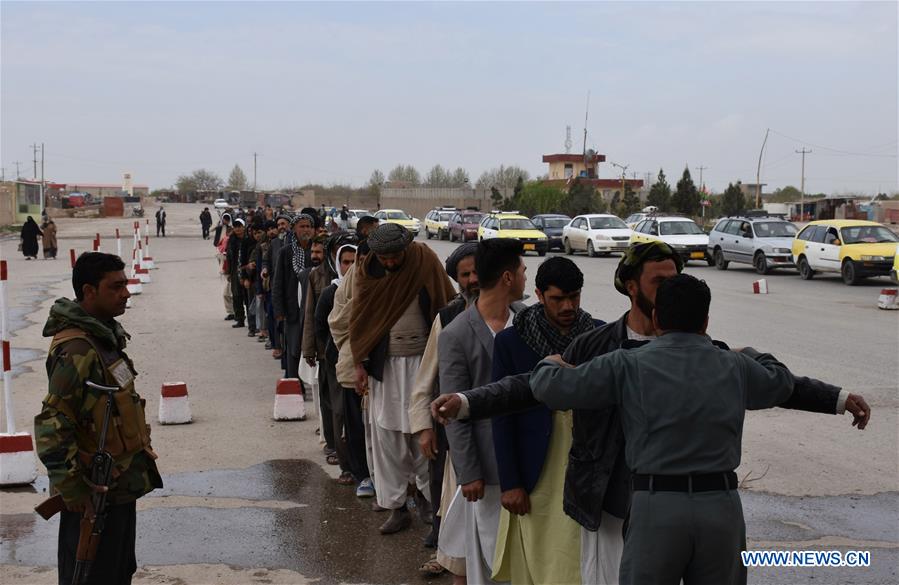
1,203,896,584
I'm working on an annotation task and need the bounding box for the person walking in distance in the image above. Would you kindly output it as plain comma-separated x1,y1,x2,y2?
35,252,162,585
155,206,166,237
200,207,213,240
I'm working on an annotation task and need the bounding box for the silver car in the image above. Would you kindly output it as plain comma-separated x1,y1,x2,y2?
708,216,798,274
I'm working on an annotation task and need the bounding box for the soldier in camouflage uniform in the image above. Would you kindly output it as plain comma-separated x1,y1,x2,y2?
35,252,162,585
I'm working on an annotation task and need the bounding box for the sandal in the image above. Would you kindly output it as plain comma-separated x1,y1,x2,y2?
326,453,339,465
336,472,355,485
418,556,445,577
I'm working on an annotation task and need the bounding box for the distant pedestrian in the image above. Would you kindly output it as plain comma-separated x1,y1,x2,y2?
200,207,213,240
20,216,42,260
155,206,167,237
41,219,58,259
339,205,349,231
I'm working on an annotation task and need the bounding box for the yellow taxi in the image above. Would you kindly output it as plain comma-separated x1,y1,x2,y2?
424,207,457,240
373,209,421,236
477,211,548,256
892,247,899,283
791,219,899,285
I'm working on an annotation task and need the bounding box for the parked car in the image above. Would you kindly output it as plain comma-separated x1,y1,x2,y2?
892,247,899,283
424,207,458,240
631,216,713,265
624,207,659,229
562,214,632,257
213,198,229,210
448,210,485,242
373,209,421,236
347,209,372,230
478,211,548,256
708,216,798,274
791,220,898,285
531,214,571,251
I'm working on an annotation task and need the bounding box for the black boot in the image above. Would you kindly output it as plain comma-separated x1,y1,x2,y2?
379,506,411,535
224,314,235,321
232,321,245,328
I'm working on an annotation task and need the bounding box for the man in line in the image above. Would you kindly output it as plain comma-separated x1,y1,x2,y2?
200,207,213,239
490,257,600,584
265,214,291,360
433,242,871,585
273,214,314,378
155,205,166,237
227,218,253,329
529,274,795,583
439,239,526,584
408,242,479,578
349,224,456,534
355,215,379,254
36,253,162,584
303,235,343,469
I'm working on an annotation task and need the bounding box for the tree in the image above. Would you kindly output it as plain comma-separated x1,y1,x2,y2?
720,182,746,217
490,186,503,208
424,164,451,187
476,165,531,190
562,178,603,216
672,166,700,216
616,182,641,217
176,169,223,194
515,182,567,216
368,169,385,187
227,164,249,192
387,164,421,185
767,185,802,203
450,167,470,187
646,168,671,211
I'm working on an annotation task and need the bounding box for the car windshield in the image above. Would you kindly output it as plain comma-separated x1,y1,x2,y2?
438,212,455,221
840,225,899,244
589,217,628,230
753,222,797,238
462,214,484,224
660,221,704,235
387,211,410,220
626,214,643,223
500,219,536,230
544,218,570,228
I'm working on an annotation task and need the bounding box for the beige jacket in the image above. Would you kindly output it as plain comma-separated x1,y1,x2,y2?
408,316,443,435
328,266,357,388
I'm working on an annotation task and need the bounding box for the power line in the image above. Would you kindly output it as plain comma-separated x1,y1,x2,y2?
769,129,897,158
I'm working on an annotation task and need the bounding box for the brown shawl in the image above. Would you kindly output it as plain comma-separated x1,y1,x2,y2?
350,242,455,363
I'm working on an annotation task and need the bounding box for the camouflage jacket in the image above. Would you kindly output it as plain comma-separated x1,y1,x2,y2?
35,298,162,506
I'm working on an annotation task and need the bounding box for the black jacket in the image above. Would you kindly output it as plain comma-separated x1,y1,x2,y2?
272,244,310,324
463,311,843,531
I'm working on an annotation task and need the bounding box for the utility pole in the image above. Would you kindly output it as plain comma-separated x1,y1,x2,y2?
32,143,40,179
796,148,811,221
14,161,22,179
755,128,770,209
697,165,708,220
40,143,45,214
610,162,629,210
697,165,707,191
253,152,258,191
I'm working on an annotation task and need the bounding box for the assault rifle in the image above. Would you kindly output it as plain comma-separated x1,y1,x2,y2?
34,380,118,585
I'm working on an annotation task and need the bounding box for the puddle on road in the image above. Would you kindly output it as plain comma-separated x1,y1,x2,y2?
0,460,446,585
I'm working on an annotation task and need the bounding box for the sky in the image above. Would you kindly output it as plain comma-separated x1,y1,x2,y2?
1,1,897,195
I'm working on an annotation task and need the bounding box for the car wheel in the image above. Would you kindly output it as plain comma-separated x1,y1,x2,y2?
706,255,715,267
841,259,860,285
425,228,432,240
714,249,729,270
449,230,456,242
754,253,769,275
564,239,573,255
587,241,597,258
798,256,814,280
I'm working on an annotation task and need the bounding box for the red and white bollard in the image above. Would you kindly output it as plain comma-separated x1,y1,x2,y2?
752,279,769,294
273,379,306,421
158,382,192,424
878,288,898,310
0,260,39,485
143,221,156,269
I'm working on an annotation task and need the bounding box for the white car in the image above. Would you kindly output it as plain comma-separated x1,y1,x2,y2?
631,216,713,265
563,214,633,257
213,198,229,210
347,209,372,230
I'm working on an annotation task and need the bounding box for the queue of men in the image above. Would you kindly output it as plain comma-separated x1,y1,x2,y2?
35,208,873,584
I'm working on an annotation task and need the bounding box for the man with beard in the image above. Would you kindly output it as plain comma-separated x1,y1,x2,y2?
349,224,456,534
490,257,600,585
433,241,871,585
227,218,254,329
439,239,526,584
408,242,479,578
273,214,314,378
303,235,344,469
